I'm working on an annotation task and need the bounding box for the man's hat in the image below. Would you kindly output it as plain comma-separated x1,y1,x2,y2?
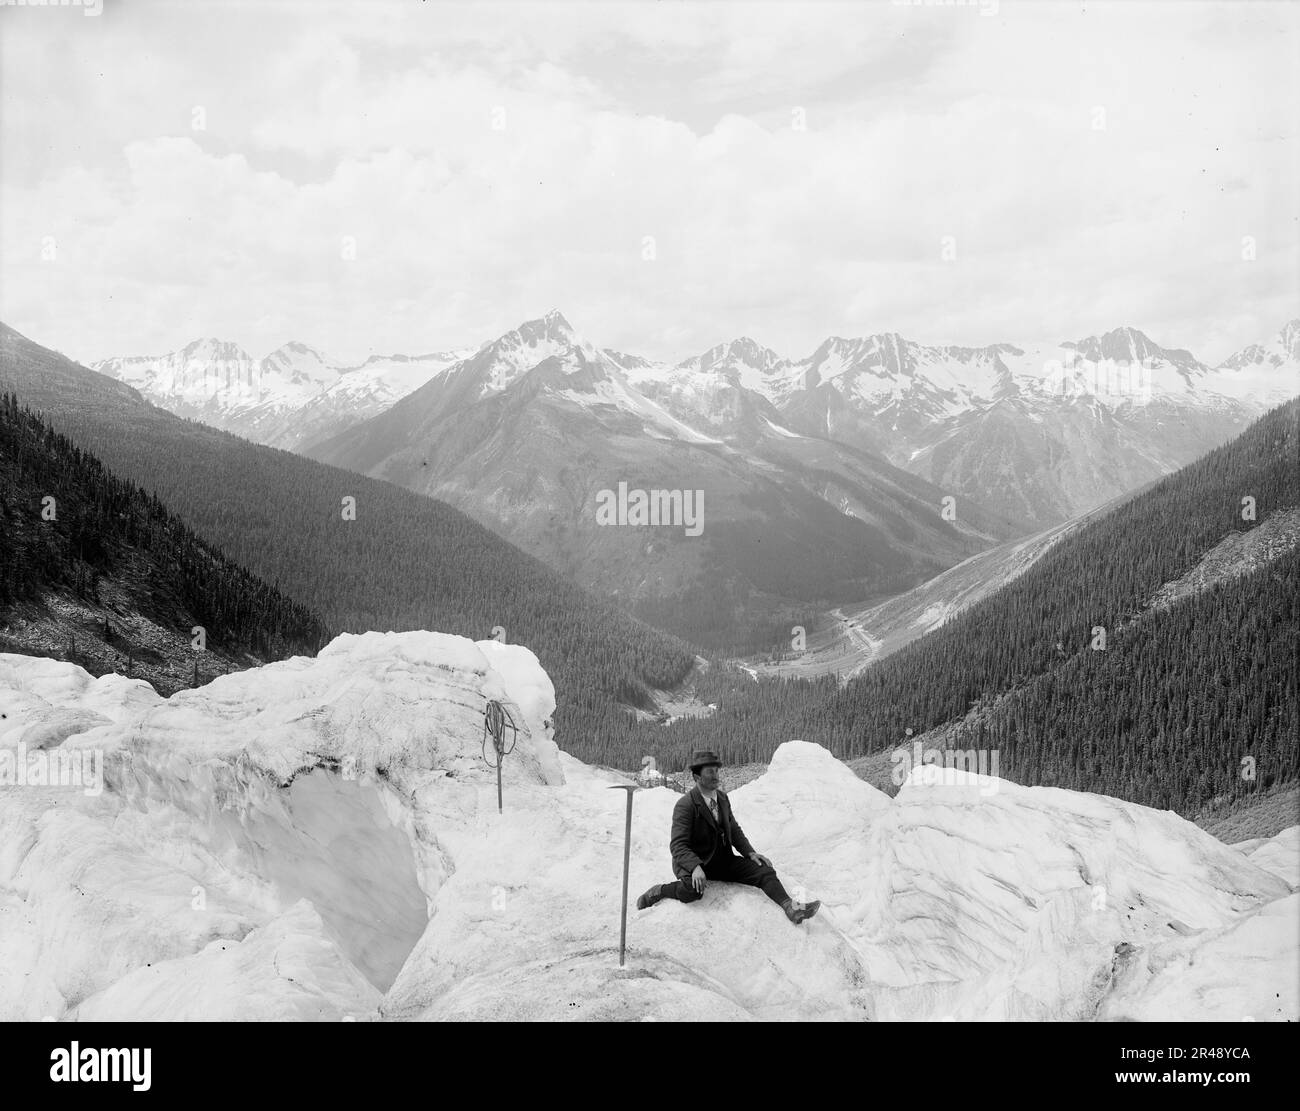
689,749,722,774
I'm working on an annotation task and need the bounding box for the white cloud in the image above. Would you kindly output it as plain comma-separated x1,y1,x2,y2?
0,0,1295,367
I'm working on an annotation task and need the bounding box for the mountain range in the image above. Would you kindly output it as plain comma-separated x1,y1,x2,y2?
626,319,1299,527
94,316,1299,525
300,311,1014,650
94,339,476,451
89,312,1298,648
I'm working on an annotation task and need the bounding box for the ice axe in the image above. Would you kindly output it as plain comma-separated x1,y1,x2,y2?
608,783,639,967
481,699,517,814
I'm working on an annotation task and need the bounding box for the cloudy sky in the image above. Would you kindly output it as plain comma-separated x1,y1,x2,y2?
1,0,1296,367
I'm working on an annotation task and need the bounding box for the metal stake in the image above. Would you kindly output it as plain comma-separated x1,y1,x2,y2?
481,699,517,814
608,783,638,967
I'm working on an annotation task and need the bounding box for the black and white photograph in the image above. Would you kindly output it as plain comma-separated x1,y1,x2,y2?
0,0,1296,1075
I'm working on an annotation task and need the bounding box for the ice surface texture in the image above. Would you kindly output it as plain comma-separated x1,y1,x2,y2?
0,634,1293,1021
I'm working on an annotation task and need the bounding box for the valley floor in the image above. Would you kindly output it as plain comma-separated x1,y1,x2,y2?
734,501,1124,683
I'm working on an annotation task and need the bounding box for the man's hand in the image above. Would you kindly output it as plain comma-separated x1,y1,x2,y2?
691,865,707,893
750,852,773,869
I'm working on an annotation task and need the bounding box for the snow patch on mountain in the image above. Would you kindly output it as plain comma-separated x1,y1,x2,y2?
473,310,606,399
297,348,474,436
801,334,1016,420
554,371,726,445
762,417,802,439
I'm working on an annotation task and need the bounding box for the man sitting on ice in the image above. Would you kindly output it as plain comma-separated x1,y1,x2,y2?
635,749,820,925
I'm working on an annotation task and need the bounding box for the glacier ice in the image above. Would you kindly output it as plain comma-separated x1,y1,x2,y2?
0,631,1293,1021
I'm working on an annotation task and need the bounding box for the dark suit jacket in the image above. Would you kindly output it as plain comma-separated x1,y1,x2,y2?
670,786,757,879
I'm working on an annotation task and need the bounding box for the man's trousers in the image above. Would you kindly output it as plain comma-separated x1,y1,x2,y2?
658,850,790,906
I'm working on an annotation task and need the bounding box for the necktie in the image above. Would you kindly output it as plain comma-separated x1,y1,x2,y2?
709,797,718,822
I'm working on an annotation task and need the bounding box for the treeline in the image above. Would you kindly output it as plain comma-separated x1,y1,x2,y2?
0,392,330,660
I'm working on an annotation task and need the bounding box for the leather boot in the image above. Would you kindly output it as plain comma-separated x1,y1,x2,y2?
636,884,662,910
782,897,821,924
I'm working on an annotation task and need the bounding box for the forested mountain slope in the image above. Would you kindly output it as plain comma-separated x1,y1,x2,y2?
811,398,1300,810
1,394,330,691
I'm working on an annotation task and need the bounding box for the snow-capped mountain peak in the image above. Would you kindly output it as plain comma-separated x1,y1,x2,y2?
1209,318,1300,406
1062,326,1205,376
470,310,609,397
483,310,584,363
511,308,574,345
1218,318,1300,371
91,336,465,450
664,337,798,408
261,342,339,389
792,332,1021,421
802,333,918,386
681,336,787,376
180,337,251,361
266,339,327,364
94,338,258,398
